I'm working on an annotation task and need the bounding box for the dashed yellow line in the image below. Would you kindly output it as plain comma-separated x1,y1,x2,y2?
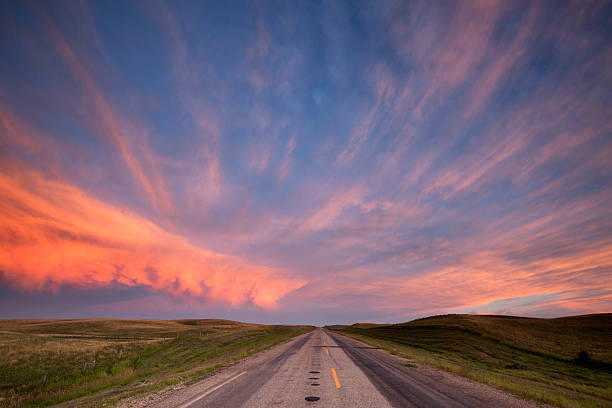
325,348,329,355
331,367,341,388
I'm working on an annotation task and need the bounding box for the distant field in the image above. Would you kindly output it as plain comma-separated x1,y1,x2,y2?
328,314,612,408
0,319,313,407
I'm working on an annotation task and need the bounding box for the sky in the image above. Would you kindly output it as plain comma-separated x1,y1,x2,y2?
0,0,611,325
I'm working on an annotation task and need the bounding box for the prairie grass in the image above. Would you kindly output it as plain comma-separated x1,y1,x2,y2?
0,319,313,407
328,314,612,408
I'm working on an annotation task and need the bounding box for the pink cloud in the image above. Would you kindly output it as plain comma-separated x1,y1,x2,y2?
0,168,305,309
335,64,397,167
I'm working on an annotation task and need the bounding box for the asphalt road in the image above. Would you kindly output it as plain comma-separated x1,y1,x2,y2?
145,328,538,408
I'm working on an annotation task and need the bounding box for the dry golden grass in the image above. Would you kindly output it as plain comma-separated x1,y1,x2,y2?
0,318,313,407
329,314,612,408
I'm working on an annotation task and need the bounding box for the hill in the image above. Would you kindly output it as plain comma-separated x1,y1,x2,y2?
327,313,612,408
0,318,313,407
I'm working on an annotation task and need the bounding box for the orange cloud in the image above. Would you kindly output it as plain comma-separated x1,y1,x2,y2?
0,170,304,308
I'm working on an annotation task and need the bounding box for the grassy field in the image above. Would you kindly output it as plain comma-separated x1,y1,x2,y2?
0,318,313,407
327,314,612,408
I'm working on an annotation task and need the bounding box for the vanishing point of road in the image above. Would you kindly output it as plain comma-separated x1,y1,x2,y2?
146,328,538,408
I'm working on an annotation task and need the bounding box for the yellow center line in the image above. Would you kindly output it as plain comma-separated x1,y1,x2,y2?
325,348,329,355
331,367,341,388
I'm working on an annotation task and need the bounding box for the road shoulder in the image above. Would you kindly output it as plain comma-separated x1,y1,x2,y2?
116,331,313,408
327,330,549,408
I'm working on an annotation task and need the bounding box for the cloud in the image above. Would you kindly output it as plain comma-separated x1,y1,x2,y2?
1,0,610,322
335,64,396,167
289,186,612,319
145,0,224,205
0,102,39,153
458,290,612,317
299,186,366,232
0,169,304,308
278,133,296,181
34,6,173,212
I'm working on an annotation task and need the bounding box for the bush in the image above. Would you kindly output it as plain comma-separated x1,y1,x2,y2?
576,350,591,363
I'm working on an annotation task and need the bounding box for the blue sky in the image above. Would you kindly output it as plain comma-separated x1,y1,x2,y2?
0,0,611,324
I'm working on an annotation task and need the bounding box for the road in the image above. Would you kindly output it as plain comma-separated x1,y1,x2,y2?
145,328,537,408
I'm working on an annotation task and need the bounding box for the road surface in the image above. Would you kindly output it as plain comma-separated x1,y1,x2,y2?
144,328,537,408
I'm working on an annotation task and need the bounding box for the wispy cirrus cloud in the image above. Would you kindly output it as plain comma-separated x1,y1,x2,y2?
145,0,224,206
33,4,174,213
0,0,610,323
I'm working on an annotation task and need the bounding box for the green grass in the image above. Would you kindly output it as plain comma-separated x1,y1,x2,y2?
327,314,612,408
0,318,313,407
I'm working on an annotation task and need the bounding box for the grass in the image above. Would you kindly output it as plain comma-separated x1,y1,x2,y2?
327,313,612,408
0,318,313,407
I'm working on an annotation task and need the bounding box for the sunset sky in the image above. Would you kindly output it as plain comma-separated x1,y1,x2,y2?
1,0,611,325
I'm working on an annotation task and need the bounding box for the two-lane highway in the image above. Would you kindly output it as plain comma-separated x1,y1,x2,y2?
145,328,538,408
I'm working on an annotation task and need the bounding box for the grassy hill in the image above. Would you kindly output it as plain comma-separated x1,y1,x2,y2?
0,318,313,407
327,314,612,408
